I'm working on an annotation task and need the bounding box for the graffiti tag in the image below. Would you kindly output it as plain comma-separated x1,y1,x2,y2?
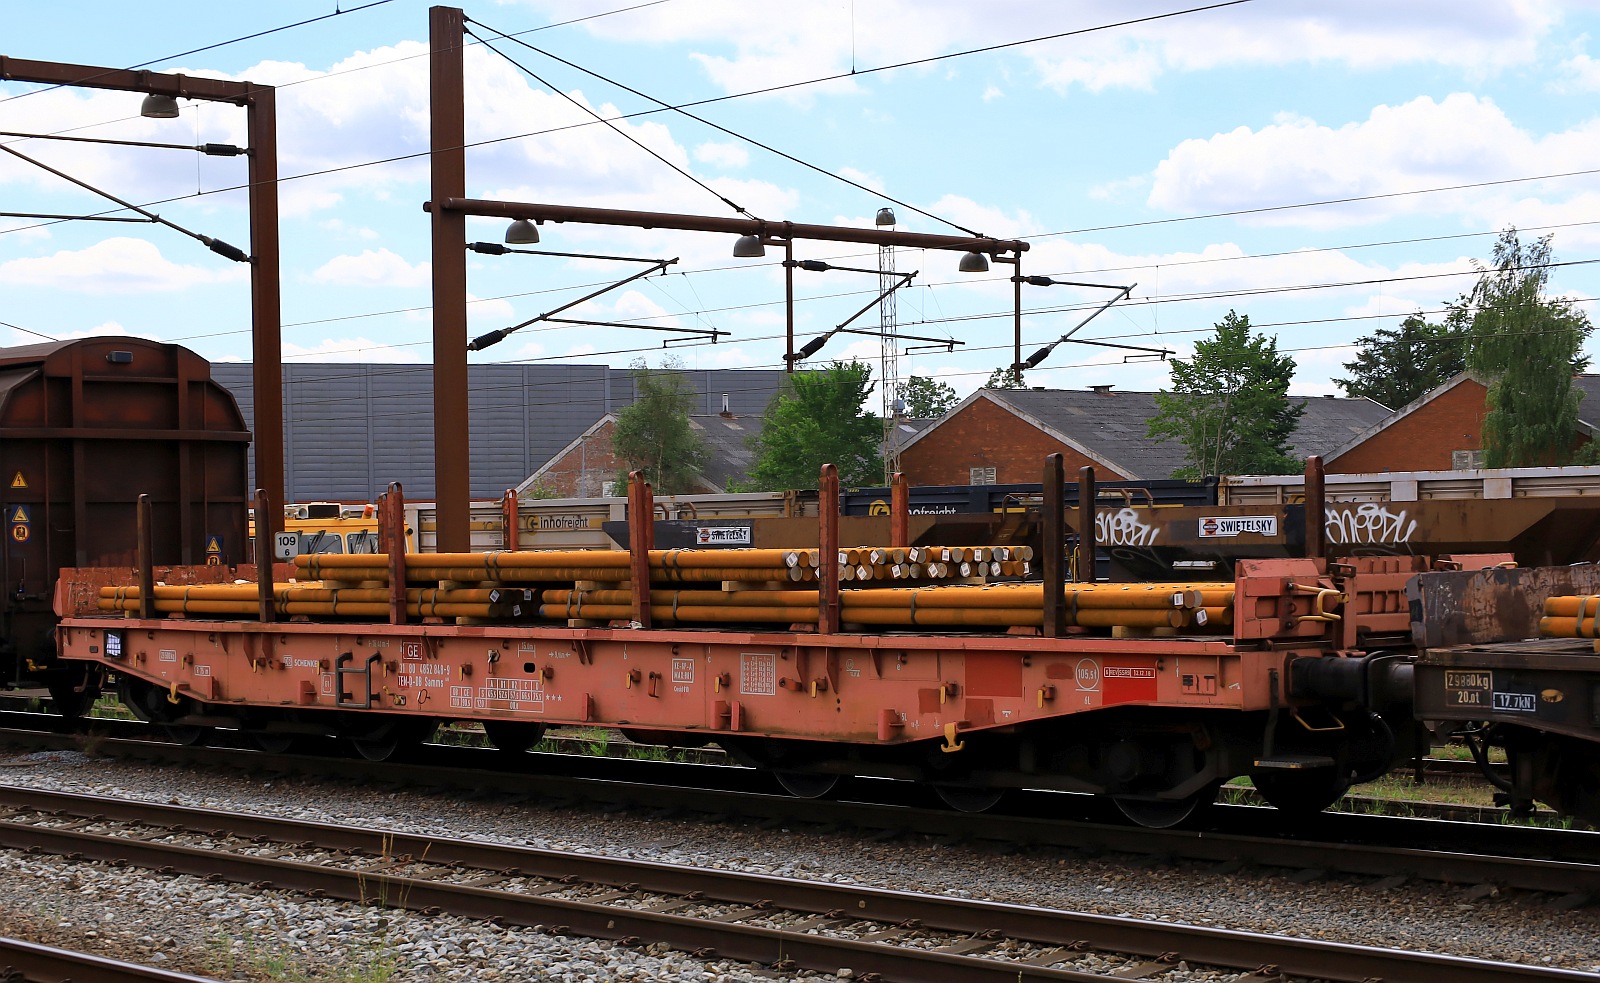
1096,507,1160,547
1325,504,1418,544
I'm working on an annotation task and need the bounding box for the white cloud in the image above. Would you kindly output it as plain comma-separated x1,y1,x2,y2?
1145,94,1600,229
694,141,750,168
982,85,1004,102
281,336,424,362
518,0,1570,97
1553,51,1600,91
836,167,884,193
0,238,245,293
311,248,430,288
54,320,133,340
467,294,516,322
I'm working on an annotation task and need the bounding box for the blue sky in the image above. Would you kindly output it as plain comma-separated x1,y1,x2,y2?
3,0,1600,413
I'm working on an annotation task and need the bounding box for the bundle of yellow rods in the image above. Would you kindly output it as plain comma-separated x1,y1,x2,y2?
1539,595,1600,638
293,546,1037,587
102,546,1237,633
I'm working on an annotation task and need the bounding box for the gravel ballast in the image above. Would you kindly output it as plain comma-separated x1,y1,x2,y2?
0,748,1596,980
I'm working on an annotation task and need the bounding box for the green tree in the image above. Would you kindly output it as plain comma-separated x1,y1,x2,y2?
1335,309,1469,408
745,360,883,489
611,356,707,494
1466,228,1594,467
1147,310,1305,477
896,375,959,417
982,365,1026,390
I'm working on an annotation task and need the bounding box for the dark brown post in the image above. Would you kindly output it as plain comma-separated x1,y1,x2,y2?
136,493,154,620
1304,455,1326,560
628,472,653,628
890,471,909,549
1075,466,1097,584
1042,454,1066,637
1013,254,1024,378
502,489,519,550
246,84,284,547
429,4,471,552
784,238,796,372
382,482,407,625
254,488,275,623
819,464,841,634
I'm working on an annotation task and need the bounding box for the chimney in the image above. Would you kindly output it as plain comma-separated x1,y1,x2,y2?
719,393,733,418
1091,384,1113,394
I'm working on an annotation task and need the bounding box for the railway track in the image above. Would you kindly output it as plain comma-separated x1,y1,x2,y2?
0,784,1588,983
0,935,224,982
2,720,1597,905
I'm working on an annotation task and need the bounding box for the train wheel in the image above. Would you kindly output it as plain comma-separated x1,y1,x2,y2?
164,726,209,746
482,720,546,754
350,719,437,762
48,678,99,720
775,771,839,799
1252,769,1350,816
933,783,1004,813
250,732,302,755
1111,784,1218,829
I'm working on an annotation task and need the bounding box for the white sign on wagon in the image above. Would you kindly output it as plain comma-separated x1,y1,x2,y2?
696,525,752,545
1197,515,1278,538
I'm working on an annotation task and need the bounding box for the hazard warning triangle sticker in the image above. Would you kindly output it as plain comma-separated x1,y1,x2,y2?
8,505,28,523
8,472,25,489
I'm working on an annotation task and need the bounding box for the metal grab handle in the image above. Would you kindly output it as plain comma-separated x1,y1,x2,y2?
1288,583,1345,623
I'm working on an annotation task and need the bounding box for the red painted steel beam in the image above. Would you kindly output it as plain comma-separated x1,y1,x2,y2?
502,489,519,549
890,472,909,549
136,494,154,620
819,464,840,634
254,489,275,622
1042,454,1065,637
429,5,472,552
426,199,1030,255
383,483,407,625
628,473,653,628
1076,466,1097,584
1304,455,1325,560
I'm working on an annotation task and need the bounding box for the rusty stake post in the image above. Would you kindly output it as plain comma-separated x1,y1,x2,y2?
1076,466,1097,584
1304,455,1326,560
819,464,841,634
1042,454,1066,637
502,489,519,550
254,488,275,623
136,493,154,620
890,472,909,549
628,472,653,628
382,483,407,625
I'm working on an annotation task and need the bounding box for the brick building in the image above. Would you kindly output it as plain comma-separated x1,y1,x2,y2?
518,408,765,497
897,387,1392,482
1322,372,1600,472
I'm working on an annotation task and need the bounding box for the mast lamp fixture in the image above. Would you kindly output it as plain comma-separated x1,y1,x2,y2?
731,234,767,258
139,94,181,119
875,207,896,227
504,218,541,244
958,251,990,273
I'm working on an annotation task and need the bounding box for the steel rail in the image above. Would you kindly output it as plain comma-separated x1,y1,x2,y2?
0,719,1592,894
0,935,225,982
0,786,1588,983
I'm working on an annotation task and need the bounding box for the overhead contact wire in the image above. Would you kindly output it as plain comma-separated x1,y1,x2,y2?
467,15,983,238
467,28,760,222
